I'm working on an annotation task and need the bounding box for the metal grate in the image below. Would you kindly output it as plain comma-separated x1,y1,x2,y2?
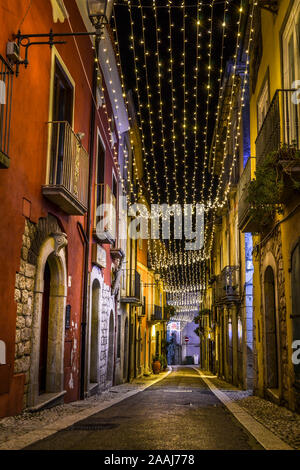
70,421,119,431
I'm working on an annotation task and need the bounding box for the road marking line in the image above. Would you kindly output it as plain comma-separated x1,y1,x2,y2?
192,367,293,450
0,369,172,451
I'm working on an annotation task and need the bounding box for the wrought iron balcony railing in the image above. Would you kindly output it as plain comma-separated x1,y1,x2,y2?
151,305,163,322
120,269,141,304
42,121,89,215
94,183,117,244
256,89,300,166
215,266,240,304
237,157,255,232
0,55,13,169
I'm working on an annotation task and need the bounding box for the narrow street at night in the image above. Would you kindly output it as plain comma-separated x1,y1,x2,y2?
24,367,262,450
0,0,300,458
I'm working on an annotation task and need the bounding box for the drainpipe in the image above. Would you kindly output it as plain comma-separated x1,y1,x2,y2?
80,34,100,400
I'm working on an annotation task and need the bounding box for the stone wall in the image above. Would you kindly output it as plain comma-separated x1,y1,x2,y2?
14,215,65,407
14,219,37,407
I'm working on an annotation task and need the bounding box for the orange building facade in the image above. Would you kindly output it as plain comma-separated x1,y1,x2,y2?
0,0,128,417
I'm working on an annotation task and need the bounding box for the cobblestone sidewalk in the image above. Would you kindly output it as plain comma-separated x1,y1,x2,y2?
0,373,162,446
206,373,300,450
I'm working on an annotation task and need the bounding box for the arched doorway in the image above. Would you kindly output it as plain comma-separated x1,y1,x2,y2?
29,236,67,407
155,331,160,358
107,311,114,383
90,279,100,384
291,242,300,384
123,317,128,379
137,325,141,374
264,266,279,389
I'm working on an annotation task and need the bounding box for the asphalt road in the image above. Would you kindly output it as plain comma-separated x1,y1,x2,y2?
25,367,262,450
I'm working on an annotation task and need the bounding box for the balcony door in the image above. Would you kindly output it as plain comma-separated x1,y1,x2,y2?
95,136,105,230
282,2,300,147
51,60,74,185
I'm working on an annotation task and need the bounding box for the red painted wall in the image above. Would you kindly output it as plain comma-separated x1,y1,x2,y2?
0,0,118,416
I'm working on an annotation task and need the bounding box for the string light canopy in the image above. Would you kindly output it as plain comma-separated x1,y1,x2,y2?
112,0,257,308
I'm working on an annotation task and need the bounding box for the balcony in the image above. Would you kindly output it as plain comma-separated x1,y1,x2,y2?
42,121,89,215
120,269,142,305
0,55,14,169
150,305,163,322
215,266,240,305
237,157,259,232
94,183,117,244
256,89,300,166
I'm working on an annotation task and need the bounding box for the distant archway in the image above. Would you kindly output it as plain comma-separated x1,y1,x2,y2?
144,331,147,371
137,325,141,373
123,317,128,379
264,266,279,389
107,311,114,383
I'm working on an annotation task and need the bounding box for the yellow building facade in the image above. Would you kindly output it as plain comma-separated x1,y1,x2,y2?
239,0,300,410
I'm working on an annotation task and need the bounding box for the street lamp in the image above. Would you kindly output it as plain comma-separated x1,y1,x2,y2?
87,0,113,28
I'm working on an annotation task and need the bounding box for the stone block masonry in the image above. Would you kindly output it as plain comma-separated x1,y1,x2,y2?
14,219,37,407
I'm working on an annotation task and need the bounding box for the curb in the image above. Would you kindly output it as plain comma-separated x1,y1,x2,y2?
0,369,172,451
192,367,293,450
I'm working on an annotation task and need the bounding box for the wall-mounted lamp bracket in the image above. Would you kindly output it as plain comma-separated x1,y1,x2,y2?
12,28,103,76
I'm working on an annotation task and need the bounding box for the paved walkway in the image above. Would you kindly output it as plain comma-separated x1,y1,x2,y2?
24,367,263,450
0,366,297,450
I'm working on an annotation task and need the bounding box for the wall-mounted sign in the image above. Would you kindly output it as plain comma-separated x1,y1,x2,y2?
168,322,180,331
92,244,107,268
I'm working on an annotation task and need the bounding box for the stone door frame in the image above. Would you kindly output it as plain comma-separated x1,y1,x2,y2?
86,267,103,392
262,251,282,398
28,234,67,407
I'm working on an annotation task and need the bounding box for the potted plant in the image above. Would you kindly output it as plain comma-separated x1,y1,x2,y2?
158,354,168,371
246,151,284,230
152,355,161,374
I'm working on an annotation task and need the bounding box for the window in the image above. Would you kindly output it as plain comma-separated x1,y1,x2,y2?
112,173,117,199
50,60,73,185
282,3,300,146
282,2,300,89
257,76,269,132
117,315,121,359
95,136,105,228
